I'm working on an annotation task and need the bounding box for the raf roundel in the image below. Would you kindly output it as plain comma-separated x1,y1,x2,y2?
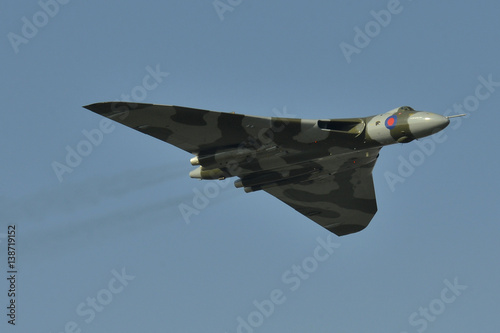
385,115,397,129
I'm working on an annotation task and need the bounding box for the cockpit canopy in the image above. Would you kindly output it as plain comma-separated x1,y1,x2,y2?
399,106,415,112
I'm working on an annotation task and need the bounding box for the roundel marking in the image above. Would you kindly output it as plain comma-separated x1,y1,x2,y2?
385,115,397,129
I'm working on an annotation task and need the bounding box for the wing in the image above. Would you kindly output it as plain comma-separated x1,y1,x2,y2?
264,160,378,236
85,102,378,236
84,102,275,154
84,102,366,156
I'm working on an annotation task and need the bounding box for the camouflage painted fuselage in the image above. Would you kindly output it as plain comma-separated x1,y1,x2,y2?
84,103,450,236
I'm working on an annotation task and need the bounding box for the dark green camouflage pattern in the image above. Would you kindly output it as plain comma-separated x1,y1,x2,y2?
84,102,450,236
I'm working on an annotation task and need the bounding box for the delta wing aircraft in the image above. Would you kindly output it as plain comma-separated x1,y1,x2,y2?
85,103,463,236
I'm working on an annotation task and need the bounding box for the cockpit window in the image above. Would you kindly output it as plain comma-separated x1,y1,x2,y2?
400,106,414,111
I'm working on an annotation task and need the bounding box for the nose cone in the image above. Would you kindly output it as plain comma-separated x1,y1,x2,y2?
408,112,450,139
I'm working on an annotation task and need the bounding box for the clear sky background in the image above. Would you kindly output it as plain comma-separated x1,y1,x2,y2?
1,1,499,332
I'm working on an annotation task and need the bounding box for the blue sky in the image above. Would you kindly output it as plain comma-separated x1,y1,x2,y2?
1,1,499,332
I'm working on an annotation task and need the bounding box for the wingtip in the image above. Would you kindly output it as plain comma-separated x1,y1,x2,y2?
83,102,112,115
83,103,98,111
83,101,155,115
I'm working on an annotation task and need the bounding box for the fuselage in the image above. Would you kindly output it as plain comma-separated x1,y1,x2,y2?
189,106,451,192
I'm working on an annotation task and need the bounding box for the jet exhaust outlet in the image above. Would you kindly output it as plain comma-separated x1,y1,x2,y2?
189,166,228,179
195,148,254,169
190,156,200,166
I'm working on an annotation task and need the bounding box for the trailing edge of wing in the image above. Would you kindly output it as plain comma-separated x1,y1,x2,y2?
264,160,378,236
